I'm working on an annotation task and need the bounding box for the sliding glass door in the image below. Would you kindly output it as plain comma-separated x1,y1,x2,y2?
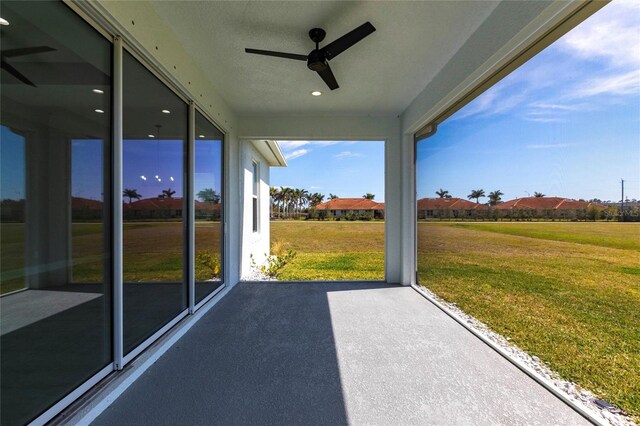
1,1,112,423
122,51,188,354
194,111,224,304
0,2,227,422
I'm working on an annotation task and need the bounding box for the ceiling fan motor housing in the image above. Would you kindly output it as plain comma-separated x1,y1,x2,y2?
307,49,327,72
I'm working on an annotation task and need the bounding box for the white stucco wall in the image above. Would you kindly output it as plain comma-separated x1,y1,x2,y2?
239,142,272,278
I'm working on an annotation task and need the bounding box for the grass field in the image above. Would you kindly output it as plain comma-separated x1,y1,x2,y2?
3,219,638,417
271,221,385,281
418,222,640,419
0,221,221,293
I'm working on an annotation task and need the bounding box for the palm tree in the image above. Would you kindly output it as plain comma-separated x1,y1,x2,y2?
488,190,504,206
123,188,142,204
309,192,325,207
534,192,545,197
435,188,450,198
197,188,220,203
299,188,309,212
280,187,294,217
270,187,279,217
329,193,338,200
161,188,176,199
363,193,375,200
467,189,485,204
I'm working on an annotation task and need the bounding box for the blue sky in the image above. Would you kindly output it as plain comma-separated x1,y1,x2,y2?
1,2,637,204
271,141,385,201
417,1,640,202
0,132,222,201
272,1,639,204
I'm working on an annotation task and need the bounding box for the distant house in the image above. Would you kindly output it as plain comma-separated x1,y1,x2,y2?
121,197,222,220
417,197,486,219
417,196,606,221
72,197,103,220
314,198,385,219
495,197,604,220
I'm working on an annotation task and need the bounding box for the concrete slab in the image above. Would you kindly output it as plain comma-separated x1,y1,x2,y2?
0,290,101,336
92,282,589,425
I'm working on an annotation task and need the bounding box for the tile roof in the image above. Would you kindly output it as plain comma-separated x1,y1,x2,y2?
495,197,602,210
417,198,487,210
123,198,221,210
72,197,103,209
127,197,185,210
314,198,385,211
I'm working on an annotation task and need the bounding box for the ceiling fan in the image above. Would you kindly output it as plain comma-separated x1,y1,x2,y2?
245,22,376,91
1,46,56,87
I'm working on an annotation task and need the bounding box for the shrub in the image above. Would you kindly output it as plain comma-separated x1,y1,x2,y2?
359,211,374,221
195,250,221,280
253,240,297,278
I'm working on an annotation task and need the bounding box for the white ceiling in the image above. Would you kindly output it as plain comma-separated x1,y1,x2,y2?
151,1,501,116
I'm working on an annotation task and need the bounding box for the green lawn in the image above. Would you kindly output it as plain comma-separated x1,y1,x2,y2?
3,218,638,418
418,221,640,419
0,221,221,293
271,221,385,281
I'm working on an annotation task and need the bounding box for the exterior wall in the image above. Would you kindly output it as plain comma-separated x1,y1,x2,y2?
240,141,271,278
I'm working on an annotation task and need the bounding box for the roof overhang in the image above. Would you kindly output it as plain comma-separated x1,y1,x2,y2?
250,140,288,167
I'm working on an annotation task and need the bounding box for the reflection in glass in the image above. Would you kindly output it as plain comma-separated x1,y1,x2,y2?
122,51,187,353
194,111,224,303
0,1,112,423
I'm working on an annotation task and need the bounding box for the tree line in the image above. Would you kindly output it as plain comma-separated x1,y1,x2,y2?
435,188,509,206
434,188,636,205
270,187,376,218
121,188,221,204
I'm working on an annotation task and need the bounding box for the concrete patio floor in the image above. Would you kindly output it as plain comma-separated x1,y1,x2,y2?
92,282,588,425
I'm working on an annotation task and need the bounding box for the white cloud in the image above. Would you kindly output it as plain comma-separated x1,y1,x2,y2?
278,140,311,150
333,151,363,160
560,1,640,68
527,143,579,149
528,102,585,111
524,117,566,123
285,149,309,160
277,140,345,150
572,70,640,98
455,2,640,121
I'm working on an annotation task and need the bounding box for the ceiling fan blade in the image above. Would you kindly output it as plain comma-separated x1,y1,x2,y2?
1,61,36,87
1,46,56,58
245,48,307,61
316,64,339,90
322,22,376,60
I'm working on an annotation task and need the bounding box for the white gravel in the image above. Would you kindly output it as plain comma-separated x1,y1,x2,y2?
240,265,277,282
416,285,636,426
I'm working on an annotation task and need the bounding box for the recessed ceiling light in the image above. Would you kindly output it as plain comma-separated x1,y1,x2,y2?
199,135,205,138
148,134,155,138
161,109,170,114
0,18,9,26
311,91,322,96
95,109,104,114
92,89,104,94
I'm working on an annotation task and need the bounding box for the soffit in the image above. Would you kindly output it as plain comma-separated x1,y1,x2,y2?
150,1,501,116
